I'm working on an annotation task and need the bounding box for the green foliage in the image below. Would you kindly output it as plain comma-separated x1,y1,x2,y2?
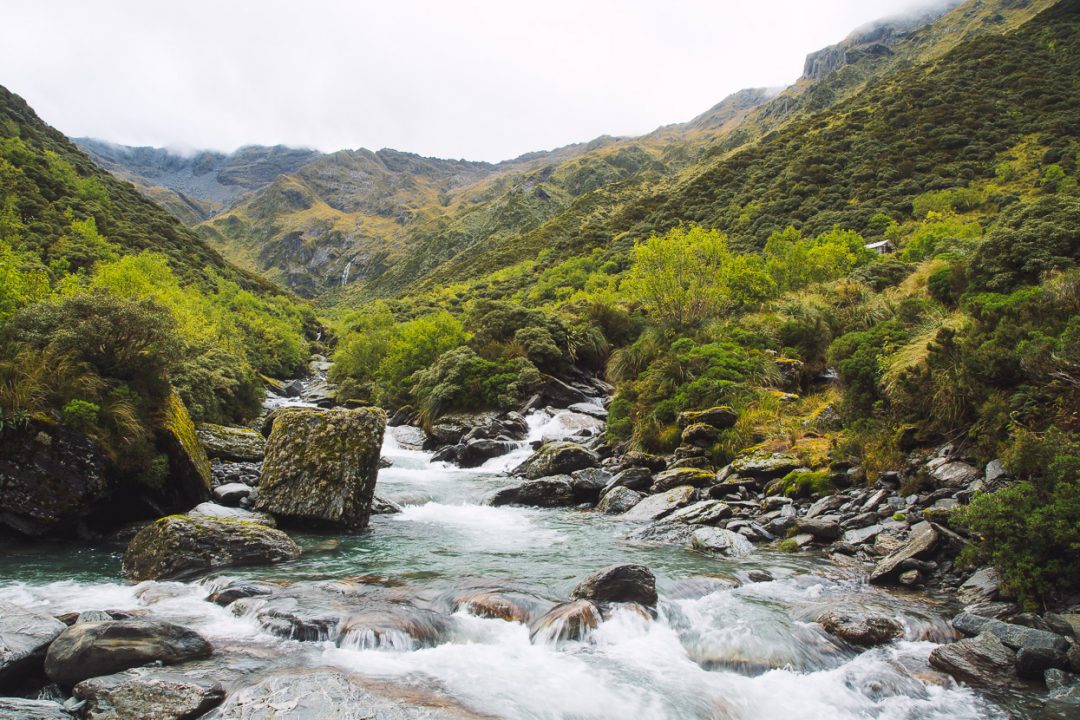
771,470,835,499
955,429,1080,608
898,214,982,262
829,320,909,418
911,187,985,218
61,399,99,429
411,346,540,423
971,196,1080,291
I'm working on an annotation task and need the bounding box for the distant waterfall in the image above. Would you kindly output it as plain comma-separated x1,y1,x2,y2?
341,260,352,287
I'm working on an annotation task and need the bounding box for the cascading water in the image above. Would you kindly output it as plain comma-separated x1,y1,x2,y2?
341,259,352,287
0,402,1038,718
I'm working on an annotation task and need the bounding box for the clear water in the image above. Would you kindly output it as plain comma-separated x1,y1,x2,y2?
0,407,1052,719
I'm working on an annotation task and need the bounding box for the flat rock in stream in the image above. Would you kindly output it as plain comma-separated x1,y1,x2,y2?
73,666,225,720
869,521,939,584
690,527,753,558
929,632,1020,688
203,667,484,719
952,613,1070,652
816,610,903,646
123,515,300,581
512,442,599,480
0,601,68,690
44,620,212,687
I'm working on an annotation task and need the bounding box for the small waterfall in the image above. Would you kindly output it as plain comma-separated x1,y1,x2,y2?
340,260,352,287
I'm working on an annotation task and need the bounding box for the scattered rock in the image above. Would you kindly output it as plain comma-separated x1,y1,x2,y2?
816,610,903,646
0,601,68,690
929,632,1019,688
1016,646,1070,679
664,500,733,526
796,516,842,540
568,402,607,419
457,439,516,468
681,423,720,447
952,613,1070,653
0,698,73,719
601,467,653,495
194,424,267,462
212,483,253,506
44,621,212,687
73,666,225,720
570,564,657,609
676,406,737,429
122,515,300,581
690,527,753,558
927,460,981,489
869,521,939,584
650,467,715,493
730,452,801,480
621,485,697,522
512,476,577,508
958,568,1002,606
842,524,883,546
256,407,386,530
512,442,599,479
207,580,281,607
568,468,611,504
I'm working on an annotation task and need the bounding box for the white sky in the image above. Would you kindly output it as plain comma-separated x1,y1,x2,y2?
2,0,943,162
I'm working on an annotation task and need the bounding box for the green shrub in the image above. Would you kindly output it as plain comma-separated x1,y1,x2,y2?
954,429,1080,609
61,399,99,429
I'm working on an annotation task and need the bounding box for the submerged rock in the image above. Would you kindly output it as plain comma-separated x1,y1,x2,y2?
570,564,658,609
122,515,300,581
73,666,225,720
256,406,386,530
44,620,212,687
816,610,903,646
0,601,68,690
512,442,599,480
529,600,601,644
195,424,267,462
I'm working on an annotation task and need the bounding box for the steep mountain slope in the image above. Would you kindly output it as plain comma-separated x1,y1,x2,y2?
0,86,285,293
74,139,321,224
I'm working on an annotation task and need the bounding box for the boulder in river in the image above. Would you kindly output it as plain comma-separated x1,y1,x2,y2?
601,467,653,495
570,564,658,609
212,483,253,506
513,476,578,508
389,424,429,451
255,406,386,530
596,486,643,514
952,613,1070,653
529,600,601,644
0,601,67,690
194,423,267,462
816,610,903,646
690,527,753,558
44,620,212,687
457,439,516,468
928,632,1019,688
513,442,598,479
73,666,225,720
122,515,300,581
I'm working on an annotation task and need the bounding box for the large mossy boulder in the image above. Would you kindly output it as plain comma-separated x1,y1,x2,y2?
512,442,599,480
676,406,737,429
44,621,211,688
194,423,267,462
0,420,108,536
255,407,386,530
122,515,300,581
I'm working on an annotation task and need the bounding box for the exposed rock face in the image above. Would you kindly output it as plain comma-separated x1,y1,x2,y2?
122,515,300,581
44,620,212,687
929,632,1019,688
512,442,599,480
155,390,213,509
869,521,939,584
194,423,267,462
204,667,482,719
255,407,386,529
0,601,68,690
690,527,753,558
570,564,658,609
0,420,108,536
596,487,643,514
816,610,903,646
73,666,225,720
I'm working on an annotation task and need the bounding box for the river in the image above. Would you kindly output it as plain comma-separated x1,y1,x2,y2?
0,402,1049,719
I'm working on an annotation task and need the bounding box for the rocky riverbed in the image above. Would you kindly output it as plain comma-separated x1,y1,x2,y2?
1,364,1078,719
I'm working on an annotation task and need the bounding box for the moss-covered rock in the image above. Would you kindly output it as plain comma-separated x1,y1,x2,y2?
0,420,108,536
676,406,738,429
154,391,212,507
194,423,267,462
649,467,716,493
254,407,386,530
122,515,300,581
512,442,599,480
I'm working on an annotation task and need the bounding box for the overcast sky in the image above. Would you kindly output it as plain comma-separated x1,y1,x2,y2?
2,0,946,162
